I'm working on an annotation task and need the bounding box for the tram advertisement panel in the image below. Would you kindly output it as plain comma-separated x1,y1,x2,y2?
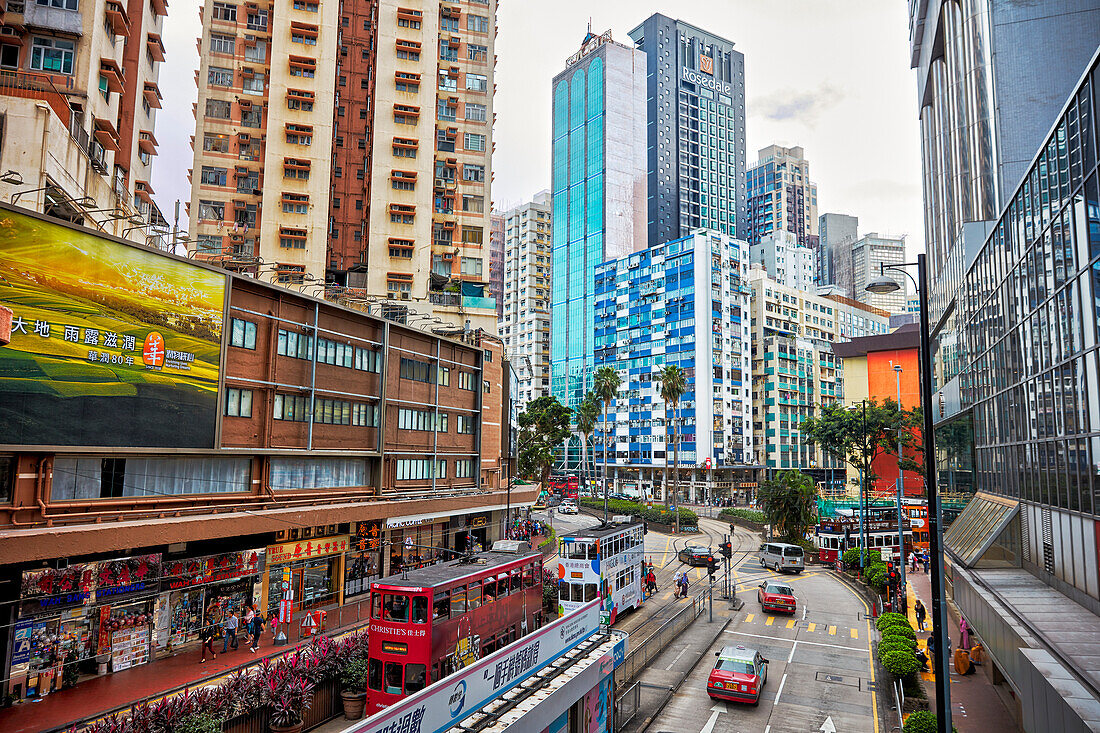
350,599,601,733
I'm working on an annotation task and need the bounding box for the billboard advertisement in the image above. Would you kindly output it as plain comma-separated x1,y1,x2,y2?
0,207,226,447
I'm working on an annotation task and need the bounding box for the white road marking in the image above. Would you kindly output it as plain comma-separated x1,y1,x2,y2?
787,640,798,663
665,646,689,670
774,672,788,706
725,630,865,652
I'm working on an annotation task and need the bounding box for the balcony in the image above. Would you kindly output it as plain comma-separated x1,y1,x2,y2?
0,70,71,122
138,130,158,156
104,0,130,37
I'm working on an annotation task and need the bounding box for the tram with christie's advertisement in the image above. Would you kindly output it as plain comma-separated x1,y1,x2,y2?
557,519,645,622
365,542,545,714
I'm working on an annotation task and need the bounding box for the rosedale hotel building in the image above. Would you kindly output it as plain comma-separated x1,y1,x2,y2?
0,204,528,701
187,0,499,332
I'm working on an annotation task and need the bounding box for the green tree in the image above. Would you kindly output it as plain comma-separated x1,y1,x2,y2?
574,393,600,496
758,470,817,542
658,364,687,529
518,396,573,489
594,366,621,519
801,399,920,564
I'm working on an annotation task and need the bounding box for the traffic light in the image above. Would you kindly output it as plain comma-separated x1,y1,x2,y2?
707,556,720,578
887,562,899,584
720,541,732,559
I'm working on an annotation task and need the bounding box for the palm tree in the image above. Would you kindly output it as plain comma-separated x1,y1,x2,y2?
594,366,621,523
575,392,600,498
659,364,687,533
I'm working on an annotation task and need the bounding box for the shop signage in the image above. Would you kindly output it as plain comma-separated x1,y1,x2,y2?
818,518,897,534
20,554,161,615
468,515,488,528
387,516,439,529
348,599,601,733
356,521,382,550
565,29,612,67
0,207,227,448
681,66,731,94
97,606,112,654
267,536,350,565
161,550,264,590
11,619,32,666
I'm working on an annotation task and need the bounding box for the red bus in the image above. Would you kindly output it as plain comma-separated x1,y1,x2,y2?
365,545,546,714
549,475,579,500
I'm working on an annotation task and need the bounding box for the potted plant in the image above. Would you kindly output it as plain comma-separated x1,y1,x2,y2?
263,655,315,733
339,657,370,720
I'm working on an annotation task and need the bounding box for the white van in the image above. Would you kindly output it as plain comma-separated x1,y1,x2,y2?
759,542,805,573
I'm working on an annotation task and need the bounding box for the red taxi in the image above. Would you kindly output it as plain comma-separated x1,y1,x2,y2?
707,645,769,704
757,580,796,614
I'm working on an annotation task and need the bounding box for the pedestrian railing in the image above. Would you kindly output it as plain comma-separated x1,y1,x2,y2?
612,589,707,688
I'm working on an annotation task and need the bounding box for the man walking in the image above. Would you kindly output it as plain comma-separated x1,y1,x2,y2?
223,609,239,653
914,599,927,631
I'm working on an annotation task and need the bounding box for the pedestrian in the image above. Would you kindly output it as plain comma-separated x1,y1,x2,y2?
959,617,970,649
243,604,255,645
646,570,657,595
269,609,279,640
223,609,239,652
729,523,736,536
673,570,682,597
679,572,689,598
250,607,265,652
200,621,217,663
922,554,929,573
914,599,927,631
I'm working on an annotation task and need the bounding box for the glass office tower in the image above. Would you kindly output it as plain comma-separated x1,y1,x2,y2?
628,14,747,246
550,32,647,409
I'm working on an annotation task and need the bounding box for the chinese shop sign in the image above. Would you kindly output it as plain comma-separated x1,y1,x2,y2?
161,550,264,590
0,207,226,448
19,554,162,616
267,536,350,565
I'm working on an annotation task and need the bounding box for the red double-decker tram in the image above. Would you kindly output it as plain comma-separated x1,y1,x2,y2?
365,544,546,714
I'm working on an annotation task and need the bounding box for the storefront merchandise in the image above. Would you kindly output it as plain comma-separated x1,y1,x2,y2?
264,535,349,616
110,626,150,672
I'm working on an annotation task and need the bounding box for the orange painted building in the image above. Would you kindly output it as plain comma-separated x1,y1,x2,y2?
833,323,923,498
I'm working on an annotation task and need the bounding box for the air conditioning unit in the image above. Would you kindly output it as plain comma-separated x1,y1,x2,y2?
400,292,410,300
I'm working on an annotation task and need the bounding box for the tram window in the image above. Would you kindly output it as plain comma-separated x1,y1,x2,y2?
523,566,536,587
570,583,584,602
452,586,467,614
411,596,428,623
368,658,383,691
572,542,589,560
510,570,522,593
431,663,440,683
496,572,510,595
484,579,496,602
384,661,403,694
371,592,382,619
559,580,569,601
588,542,597,560
384,594,409,622
585,583,597,601
433,591,450,620
467,581,482,610
405,663,426,694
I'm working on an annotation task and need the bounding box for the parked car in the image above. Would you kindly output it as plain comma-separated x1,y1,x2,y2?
678,545,714,567
758,580,797,614
707,645,769,704
558,501,578,515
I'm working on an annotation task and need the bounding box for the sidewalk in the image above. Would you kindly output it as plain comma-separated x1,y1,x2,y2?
906,569,1021,732
0,621,366,733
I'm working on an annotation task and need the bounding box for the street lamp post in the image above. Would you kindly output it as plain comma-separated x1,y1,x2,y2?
893,363,907,605
867,254,950,733
860,400,868,570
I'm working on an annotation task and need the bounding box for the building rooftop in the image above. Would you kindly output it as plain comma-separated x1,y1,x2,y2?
831,322,920,358
372,550,542,589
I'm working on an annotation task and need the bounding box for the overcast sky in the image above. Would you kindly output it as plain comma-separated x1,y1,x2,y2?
151,0,923,252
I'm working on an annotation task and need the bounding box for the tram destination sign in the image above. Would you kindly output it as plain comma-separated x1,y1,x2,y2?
348,599,601,733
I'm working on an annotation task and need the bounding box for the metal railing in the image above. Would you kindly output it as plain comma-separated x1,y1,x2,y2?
0,70,71,122
613,588,708,687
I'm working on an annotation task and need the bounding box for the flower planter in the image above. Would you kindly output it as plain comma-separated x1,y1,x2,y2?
268,721,303,733
340,690,366,720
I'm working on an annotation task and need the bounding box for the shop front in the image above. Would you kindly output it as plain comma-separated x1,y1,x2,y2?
10,554,161,700
344,522,382,601
262,535,349,625
385,514,451,574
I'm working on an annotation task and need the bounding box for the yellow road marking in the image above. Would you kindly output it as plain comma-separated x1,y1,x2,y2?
828,625,837,635
786,619,795,629
851,627,858,639
745,613,755,623
807,622,816,632
766,616,775,626
694,568,703,580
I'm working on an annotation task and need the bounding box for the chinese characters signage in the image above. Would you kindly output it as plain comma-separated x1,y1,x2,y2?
161,550,264,590
0,207,226,448
267,536,350,565
19,554,162,615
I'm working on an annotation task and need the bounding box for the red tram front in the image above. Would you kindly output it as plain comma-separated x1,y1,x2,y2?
365,548,545,714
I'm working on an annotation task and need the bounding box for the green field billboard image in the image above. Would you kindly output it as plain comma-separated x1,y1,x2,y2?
0,208,227,448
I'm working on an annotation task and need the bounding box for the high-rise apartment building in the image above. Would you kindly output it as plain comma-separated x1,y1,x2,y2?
747,269,889,477
746,144,818,248
751,230,815,292
489,212,504,319
920,45,1100,731
818,212,858,292
188,0,498,331
594,230,753,500
550,30,647,409
0,0,169,243
628,14,746,246
851,232,907,313
501,191,551,407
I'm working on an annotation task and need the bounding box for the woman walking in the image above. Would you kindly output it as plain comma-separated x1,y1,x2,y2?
200,621,218,663
914,599,927,631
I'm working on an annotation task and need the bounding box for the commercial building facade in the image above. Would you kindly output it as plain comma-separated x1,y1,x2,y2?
628,13,747,245
501,191,552,408
851,232,908,313
0,0,169,244
0,204,528,702
188,0,498,331
747,269,889,479
550,30,647,409
928,50,1100,731
746,144,818,249
594,229,754,500
818,212,858,294
751,230,815,292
